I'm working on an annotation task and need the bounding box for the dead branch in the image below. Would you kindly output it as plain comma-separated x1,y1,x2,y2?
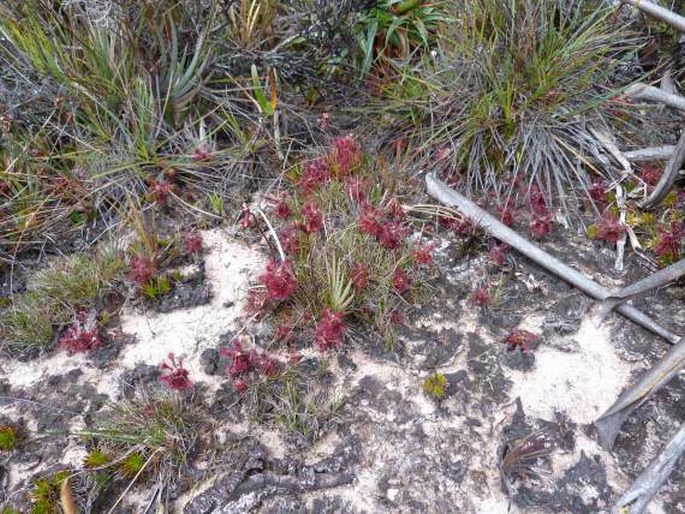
625,83,685,111
620,0,685,32
425,172,681,345
595,337,685,450
624,146,676,162
613,424,685,514
641,128,685,208
596,259,685,323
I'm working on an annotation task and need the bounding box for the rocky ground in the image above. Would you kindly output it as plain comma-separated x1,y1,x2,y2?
1,221,683,513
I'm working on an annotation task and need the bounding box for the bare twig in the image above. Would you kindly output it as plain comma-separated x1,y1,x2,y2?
624,146,676,162
613,424,685,514
620,0,685,32
625,83,685,111
641,128,685,208
596,259,685,324
425,172,681,345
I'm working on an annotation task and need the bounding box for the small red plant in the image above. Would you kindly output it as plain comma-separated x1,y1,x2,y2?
59,310,102,353
377,220,408,250
350,262,369,289
274,195,292,219
345,176,367,203
148,179,175,207
330,134,362,176
639,163,661,187
221,340,258,378
314,308,346,352
183,231,203,255
358,203,383,237
129,255,156,285
595,215,625,245
279,224,301,256
503,329,539,353
239,205,255,229
588,180,608,205
233,379,248,394
499,208,514,227
654,222,684,263
259,354,280,377
244,288,270,316
528,187,549,217
414,243,435,266
392,268,411,295
389,310,404,325
489,244,508,266
472,286,491,306
159,353,193,390
260,260,298,301
300,201,323,233
529,216,552,240
299,158,331,195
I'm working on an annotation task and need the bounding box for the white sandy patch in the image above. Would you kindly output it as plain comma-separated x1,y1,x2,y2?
119,228,265,384
507,317,631,424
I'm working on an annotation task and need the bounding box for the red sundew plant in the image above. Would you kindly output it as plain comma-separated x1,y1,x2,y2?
239,205,255,229
392,268,411,295
330,134,362,176
221,340,258,378
529,216,552,240
350,262,369,289
639,163,661,187
183,232,203,255
300,201,323,233
299,158,331,195
253,135,432,350
489,244,508,266
244,288,270,317
314,308,346,352
279,224,301,256
345,176,367,203
499,208,514,227
159,353,193,390
414,243,435,266
653,222,684,263
260,260,298,301
472,286,491,306
595,215,625,245
148,179,175,207
274,195,292,219
588,180,609,205
503,329,539,353
129,255,156,285
59,310,102,353
528,187,549,217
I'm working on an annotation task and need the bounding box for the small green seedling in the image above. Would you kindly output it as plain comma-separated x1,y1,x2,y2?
423,372,447,399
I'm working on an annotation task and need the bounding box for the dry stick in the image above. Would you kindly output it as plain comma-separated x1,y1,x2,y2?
624,145,676,162
595,337,685,450
620,0,685,32
613,424,685,514
425,172,681,345
596,259,685,323
641,128,685,208
625,83,685,111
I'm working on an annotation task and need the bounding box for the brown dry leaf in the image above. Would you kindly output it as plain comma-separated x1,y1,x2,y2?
60,476,78,514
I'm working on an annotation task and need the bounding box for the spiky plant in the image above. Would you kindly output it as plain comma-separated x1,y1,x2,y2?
408,0,641,218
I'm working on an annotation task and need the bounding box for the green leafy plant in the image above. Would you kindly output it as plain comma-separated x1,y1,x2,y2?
423,372,448,399
30,470,71,514
0,424,22,451
355,0,448,76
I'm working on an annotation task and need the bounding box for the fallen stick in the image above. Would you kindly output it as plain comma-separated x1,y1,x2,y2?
595,337,685,450
613,424,685,514
623,146,675,162
425,172,681,345
625,83,685,112
596,259,685,323
620,0,685,33
641,128,685,208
